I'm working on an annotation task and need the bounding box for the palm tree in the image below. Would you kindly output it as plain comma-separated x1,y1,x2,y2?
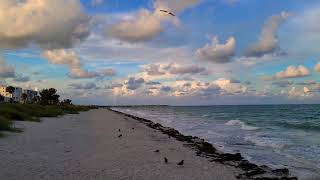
21,93,28,104
39,88,60,105
6,86,15,103
63,99,72,105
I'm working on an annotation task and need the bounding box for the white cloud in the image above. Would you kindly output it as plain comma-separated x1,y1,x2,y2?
143,63,207,76
246,11,291,57
108,9,168,42
276,65,310,79
43,49,99,79
213,78,247,94
76,32,193,63
112,77,146,96
108,0,200,42
13,74,31,82
0,0,89,49
287,87,313,97
196,36,236,63
125,77,145,90
154,0,200,13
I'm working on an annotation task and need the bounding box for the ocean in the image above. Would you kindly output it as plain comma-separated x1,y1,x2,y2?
112,105,320,180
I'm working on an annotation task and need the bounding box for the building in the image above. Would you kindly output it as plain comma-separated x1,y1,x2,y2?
0,85,37,103
0,86,11,102
22,89,38,102
13,87,22,102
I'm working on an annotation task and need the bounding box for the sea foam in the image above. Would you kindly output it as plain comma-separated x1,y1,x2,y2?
225,120,259,130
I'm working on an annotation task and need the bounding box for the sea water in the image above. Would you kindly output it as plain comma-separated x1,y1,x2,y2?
111,105,320,179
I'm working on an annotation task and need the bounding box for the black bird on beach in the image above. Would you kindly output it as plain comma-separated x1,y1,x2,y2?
164,157,168,163
159,9,175,16
154,149,160,153
177,160,184,166
118,129,121,132
132,128,135,130
118,134,122,138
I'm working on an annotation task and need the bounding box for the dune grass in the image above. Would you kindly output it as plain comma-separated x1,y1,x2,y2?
0,103,96,134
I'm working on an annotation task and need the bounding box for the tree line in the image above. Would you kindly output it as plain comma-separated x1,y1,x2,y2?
0,86,72,105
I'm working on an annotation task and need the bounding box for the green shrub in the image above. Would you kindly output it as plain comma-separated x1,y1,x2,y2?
0,103,95,134
0,116,12,131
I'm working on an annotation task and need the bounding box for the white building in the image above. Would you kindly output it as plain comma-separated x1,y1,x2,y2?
0,86,37,103
13,87,22,102
22,89,38,102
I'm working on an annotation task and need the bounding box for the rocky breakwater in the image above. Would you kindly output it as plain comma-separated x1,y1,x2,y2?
109,108,298,180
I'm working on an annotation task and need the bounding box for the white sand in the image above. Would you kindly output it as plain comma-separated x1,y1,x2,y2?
0,109,242,180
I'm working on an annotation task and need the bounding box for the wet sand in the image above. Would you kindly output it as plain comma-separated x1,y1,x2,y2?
0,109,242,180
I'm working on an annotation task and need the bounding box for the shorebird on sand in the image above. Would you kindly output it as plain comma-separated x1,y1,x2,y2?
164,157,168,163
154,149,160,153
177,160,184,166
118,134,122,138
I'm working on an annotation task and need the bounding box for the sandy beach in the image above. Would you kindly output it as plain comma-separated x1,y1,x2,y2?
0,109,244,180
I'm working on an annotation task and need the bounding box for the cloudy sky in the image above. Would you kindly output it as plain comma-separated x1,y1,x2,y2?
1,0,320,105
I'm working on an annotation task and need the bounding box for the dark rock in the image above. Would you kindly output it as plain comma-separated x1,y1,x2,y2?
238,160,259,170
149,123,163,129
217,153,243,162
272,168,289,175
163,128,180,136
175,135,193,142
109,109,296,180
197,142,217,154
281,177,298,180
196,151,201,156
245,168,267,177
192,138,205,144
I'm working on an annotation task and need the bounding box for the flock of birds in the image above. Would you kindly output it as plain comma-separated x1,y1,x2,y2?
117,128,184,166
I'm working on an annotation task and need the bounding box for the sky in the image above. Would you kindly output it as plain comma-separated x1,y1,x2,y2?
1,0,320,105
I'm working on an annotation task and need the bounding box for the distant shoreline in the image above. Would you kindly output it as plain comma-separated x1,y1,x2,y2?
109,108,298,180
108,104,320,107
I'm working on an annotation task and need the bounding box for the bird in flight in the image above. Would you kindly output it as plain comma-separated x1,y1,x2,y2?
159,9,175,16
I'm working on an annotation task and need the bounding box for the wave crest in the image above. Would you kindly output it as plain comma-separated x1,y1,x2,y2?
225,120,259,130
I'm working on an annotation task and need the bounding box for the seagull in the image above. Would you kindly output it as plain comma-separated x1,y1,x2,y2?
118,134,122,138
159,9,175,16
164,157,168,163
154,149,160,153
177,160,184,166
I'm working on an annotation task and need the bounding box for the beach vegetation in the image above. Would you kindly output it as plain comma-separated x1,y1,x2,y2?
0,103,95,134
0,87,98,134
5,86,15,103
21,93,28,104
39,88,60,105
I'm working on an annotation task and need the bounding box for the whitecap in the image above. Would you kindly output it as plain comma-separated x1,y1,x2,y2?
225,120,259,130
